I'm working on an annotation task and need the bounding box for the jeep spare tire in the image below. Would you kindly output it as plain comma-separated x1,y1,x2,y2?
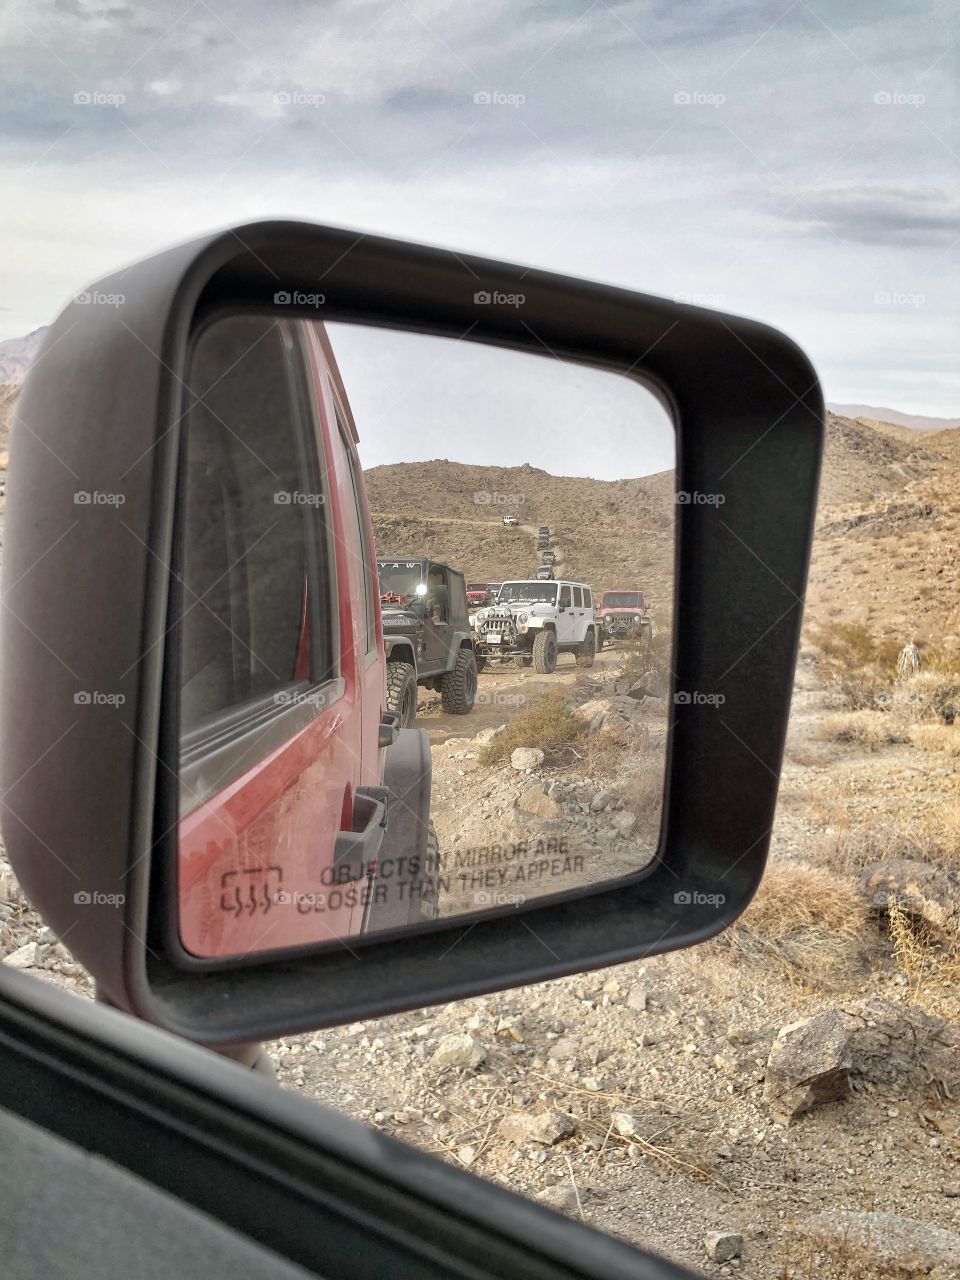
386,660,418,728
440,647,478,714
532,629,558,674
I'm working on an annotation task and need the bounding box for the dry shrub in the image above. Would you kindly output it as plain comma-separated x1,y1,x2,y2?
716,862,870,984
888,898,960,1019
893,666,960,724
908,806,960,870
576,717,632,775
478,691,584,767
817,710,906,750
622,767,663,819
808,616,906,711
614,628,672,687
908,723,960,756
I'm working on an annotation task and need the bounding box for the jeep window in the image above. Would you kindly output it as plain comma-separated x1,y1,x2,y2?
572,586,583,607
179,317,325,734
378,561,424,602
498,581,557,604
603,591,644,608
583,588,592,608
559,585,572,609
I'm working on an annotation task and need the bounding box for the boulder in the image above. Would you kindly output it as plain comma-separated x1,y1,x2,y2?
860,857,960,936
573,698,619,735
516,783,562,820
500,1110,574,1146
762,1010,853,1124
589,788,614,812
510,746,544,772
3,941,37,970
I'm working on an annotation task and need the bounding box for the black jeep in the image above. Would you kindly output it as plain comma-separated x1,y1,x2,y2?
377,558,479,726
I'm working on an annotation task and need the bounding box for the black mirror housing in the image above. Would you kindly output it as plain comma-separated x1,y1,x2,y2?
0,221,822,1045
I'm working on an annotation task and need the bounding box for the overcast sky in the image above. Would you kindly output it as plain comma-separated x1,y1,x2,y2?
1,0,956,469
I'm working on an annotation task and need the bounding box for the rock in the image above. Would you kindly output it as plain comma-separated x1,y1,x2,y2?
510,746,544,772
590,789,613,812
547,1036,579,1060
859,858,960,936
574,698,619,735
626,986,648,1012
840,997,960,1097
4,941,37,969
627,672,666,701
704,1232,743,1263
515,783,562,819
457,1144,477,1167
610,810,637,837
762,1010,853,1124
431,1033,486,1070
725,1025,755,1045
474,724,506,744
611,1111,641,1138
796,1211,960,1275
496,1015,524,1042
500,1110,574,1146
539,1185,580,1214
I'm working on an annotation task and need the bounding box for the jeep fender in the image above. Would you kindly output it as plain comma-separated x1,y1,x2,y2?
445,631,476,667
384,638,417,673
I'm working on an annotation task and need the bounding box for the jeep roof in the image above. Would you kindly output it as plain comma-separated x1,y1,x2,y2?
499,578,592,593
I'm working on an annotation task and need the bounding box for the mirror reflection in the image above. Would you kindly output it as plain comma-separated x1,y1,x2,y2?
174,314,674,960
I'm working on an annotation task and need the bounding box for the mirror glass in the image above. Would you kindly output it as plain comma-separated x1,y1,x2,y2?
173,313,674,961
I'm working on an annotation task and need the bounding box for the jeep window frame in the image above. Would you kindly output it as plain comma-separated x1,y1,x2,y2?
176,316,341,814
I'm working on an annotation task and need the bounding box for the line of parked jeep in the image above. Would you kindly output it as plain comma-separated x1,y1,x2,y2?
377,524,653,727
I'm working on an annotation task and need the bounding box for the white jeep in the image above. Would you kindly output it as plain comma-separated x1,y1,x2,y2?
473,579,599,673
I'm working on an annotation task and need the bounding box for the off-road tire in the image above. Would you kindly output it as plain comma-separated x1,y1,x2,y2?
440,646,478,714
596,626,605,651
512,653,533,669
576,628,596,667
386,660,418,728
366,822,441,932
532,628,558,674
417,822,442,922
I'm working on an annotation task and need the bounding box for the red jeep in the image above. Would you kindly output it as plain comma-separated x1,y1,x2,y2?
173,317,438,960
596,589,653,647
466,582,492,608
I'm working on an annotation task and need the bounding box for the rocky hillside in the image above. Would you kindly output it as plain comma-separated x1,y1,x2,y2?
367,461,675,624
3,375,959,643
0,327,47,386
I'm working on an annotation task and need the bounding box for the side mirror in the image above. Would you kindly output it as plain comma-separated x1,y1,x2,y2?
0,221,823,1047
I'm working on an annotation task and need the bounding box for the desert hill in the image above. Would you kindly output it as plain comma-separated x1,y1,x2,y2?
0,328,47,387
828,402,960,432
1,374,958,642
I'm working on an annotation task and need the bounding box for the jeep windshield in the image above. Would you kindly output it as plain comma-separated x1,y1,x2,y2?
603,591,643,609
498,581,558,604
378,561,424,603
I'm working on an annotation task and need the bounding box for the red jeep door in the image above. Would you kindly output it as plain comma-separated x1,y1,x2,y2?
176,316,375,961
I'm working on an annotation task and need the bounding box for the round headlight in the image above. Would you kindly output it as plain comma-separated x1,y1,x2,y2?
518,612,528,624
634,614,640,622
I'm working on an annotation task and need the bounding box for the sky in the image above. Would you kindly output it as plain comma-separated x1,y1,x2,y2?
0,0,956,471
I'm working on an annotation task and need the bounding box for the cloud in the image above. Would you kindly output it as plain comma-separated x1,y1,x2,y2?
774,184,960,247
